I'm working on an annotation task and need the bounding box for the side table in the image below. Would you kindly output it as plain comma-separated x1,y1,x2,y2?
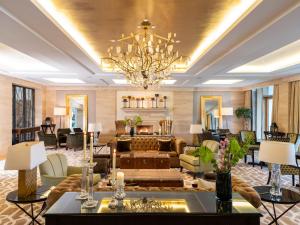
6,186,50,225
254,186,300,225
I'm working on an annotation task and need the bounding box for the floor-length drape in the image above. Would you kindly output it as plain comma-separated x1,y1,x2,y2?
288,81,300,133
272,84,279,123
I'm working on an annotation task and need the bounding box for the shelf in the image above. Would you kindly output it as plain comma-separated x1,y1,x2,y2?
122,107,168,113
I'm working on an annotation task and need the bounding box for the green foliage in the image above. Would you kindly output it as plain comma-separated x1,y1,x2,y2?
192,146,214,164
235,107,251,119
125,115,143,127
228,138,245,167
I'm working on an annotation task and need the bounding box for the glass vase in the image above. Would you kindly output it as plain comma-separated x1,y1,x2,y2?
216,171,232,201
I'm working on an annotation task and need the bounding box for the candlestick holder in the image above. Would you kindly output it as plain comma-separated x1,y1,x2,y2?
82,162,98,208
76,160,89,200
114,182,126,208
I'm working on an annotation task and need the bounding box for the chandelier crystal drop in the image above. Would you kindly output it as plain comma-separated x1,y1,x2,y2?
102,19,188,89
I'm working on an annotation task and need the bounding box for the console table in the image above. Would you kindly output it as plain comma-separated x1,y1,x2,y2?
45,192,261,225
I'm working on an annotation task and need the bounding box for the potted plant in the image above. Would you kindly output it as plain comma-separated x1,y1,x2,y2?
193,138,248,200
235,107,251,130
125,115,143,136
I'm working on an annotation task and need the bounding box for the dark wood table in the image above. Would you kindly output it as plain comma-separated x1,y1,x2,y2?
6,186,50,225
45,192,261,225
254,186,300,225
41,124,56,134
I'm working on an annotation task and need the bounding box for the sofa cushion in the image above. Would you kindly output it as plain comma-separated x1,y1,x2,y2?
117,139,131,152
158,139,172,151
179,154,200,166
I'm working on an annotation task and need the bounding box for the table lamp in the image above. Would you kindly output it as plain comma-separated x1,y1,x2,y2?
5,142,47,197
259,141,296,196
53,107,66,128
222,107,233,129
190,124,203,145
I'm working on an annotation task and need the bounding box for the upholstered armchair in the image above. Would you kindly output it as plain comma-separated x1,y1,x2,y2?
179,140,219,178
39,153,100,188
57,128,71,147
115,120,126,137
66,133,83,150
37,131,57,149
240,130,260,166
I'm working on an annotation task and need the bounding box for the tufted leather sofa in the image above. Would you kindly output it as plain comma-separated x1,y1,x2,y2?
110,136,186,168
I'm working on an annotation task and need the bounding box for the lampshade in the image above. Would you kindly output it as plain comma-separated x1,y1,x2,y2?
5,142,47,170
190,124,203,134
53,107,66,116
259,141,296,165
222,107,233,116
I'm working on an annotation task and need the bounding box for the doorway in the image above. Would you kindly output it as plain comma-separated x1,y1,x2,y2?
66,95,88,131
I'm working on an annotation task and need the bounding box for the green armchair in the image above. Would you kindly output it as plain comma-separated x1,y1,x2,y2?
179,140,219,178
39,153,100,187
37,131,57,149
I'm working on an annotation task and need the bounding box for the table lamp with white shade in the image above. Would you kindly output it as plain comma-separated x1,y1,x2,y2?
190,124,203,145
53,107,66,128
259,141,296,196
5,142,47,197
222,107,233,129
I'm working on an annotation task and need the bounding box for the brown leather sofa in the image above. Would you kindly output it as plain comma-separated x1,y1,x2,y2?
110,136,186,168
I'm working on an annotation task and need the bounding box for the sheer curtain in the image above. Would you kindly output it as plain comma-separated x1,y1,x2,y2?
271,84,279,123
288,81,300,133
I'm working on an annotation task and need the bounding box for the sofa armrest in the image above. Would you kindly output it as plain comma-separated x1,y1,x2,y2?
184,148,197,155
41,175,66,187
174,138,187,155
67,166,82,176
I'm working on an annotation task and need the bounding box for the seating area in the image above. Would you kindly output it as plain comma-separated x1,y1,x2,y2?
1,1,300,225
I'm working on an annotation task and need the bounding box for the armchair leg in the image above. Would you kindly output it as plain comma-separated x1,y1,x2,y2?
267,171,271,185
252,151,255,167
180,167,183,172
292,175,295,186
244,155,247,164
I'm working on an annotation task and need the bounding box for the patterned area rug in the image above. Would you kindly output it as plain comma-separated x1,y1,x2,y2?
0,148,300,225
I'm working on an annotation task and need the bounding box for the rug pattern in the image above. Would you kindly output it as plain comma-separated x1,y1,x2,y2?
0,148,299,225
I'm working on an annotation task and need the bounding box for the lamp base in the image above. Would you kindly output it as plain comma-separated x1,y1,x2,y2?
18,167,37,197
270,164,281,196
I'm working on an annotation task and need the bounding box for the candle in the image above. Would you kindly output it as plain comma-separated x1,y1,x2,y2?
117,171,124,185
90,132,93,164
83,131,87,160
112,149,116,182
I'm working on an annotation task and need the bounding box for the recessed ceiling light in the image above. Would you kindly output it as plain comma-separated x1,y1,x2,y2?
160,80,177,85
0,42,58,72
44,78,85,84
228,39,300,73
202,79,242,84
112,79,128,84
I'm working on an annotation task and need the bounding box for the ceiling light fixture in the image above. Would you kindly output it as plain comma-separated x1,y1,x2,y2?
44,78,85,84
102,19,188,89
160,80,177,85
112,79,128,85
202,79,242,84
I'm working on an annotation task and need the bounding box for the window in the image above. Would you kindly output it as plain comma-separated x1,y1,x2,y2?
12,85,35,143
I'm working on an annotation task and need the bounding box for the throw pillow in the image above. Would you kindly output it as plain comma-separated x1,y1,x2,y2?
117,139,131,152
158,139,172,151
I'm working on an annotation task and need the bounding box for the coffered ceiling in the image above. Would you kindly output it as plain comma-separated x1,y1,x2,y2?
0,0,300,89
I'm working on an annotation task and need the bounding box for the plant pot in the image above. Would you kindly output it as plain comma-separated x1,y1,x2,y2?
216,172,232,201
216,199,232,214
130,127,134,137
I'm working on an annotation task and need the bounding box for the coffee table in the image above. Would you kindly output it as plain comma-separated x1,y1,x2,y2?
45,192,261,225
254,186,300,225
120,152,170,169
116,169,184,187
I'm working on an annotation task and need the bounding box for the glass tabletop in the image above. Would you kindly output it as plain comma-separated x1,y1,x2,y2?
46,192,260,216
254,186,300,204
6,186,50,204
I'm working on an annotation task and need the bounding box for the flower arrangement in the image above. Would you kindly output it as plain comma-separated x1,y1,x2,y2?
125,115,143,127
193,137,248,173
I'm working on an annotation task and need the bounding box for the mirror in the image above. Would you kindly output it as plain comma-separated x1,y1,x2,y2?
200,96,222,130
66,95,88,131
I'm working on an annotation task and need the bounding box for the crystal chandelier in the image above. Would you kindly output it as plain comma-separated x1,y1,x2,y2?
102,19,188,89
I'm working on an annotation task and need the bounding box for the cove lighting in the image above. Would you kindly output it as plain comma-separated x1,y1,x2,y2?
202,80,242,85
0,42,58,72
44,78,85,84
112,79,177,85
33,0,100,64
228,39,300,73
